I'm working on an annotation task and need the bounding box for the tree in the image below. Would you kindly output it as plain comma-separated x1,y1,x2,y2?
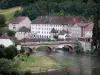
0,14,6,28
91,0,100,56
26,52,30,57
0,58,14,73
53,35,58,41
0,45,5,58
4,45,18,59
75,41,84,54
0,58,19,75
20,47,25,54
7,30,15,37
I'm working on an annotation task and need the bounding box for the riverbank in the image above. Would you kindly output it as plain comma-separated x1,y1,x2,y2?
16,55,59,72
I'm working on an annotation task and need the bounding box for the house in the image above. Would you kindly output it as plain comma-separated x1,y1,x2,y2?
15,26,31,40
9,16,31,31
0,35,14,47
58,30,71,40
50,28,58,40
85,25,93,38
31,16,89,39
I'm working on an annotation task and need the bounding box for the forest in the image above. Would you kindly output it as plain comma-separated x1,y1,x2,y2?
0,0,99,20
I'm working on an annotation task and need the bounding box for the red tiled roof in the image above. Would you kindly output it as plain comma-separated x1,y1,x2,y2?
10,16,28,24
32,16,88,27
85,25,93,31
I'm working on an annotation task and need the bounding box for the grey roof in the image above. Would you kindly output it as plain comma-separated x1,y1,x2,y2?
18,26,30,32
50,28,58,33
58,30,70,35
59,31,66,35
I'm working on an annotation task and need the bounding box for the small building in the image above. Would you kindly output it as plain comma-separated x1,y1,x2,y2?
9,16,31,31
15,26,31,40
50,28,58,40
0,35,14,47
58,30,71,40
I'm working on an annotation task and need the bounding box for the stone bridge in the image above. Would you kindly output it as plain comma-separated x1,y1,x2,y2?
22,41,76,52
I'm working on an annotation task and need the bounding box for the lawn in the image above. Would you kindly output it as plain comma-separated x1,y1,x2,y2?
0,6,23,24
17,55,58,72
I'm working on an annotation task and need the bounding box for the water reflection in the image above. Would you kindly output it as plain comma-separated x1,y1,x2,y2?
33,50,100,75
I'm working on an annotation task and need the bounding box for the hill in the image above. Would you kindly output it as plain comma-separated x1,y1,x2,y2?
0,6,23,24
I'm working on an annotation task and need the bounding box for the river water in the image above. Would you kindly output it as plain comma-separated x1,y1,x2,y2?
33,50,100,75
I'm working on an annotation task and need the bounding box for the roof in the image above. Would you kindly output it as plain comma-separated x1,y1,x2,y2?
18,26,30,32
10,16,28,24
0,34,10,39
85,25,93,31
32,16,88,26
58,30,70,35
50,28,58,33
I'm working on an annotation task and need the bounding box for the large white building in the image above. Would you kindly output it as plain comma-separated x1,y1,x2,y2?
9,16,31,31
31,16,89,39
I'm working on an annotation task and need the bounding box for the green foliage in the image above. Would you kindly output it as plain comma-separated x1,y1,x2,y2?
26,52,30,57
4,45,18,59
0,58,14,73
7,30,15,37
20,47,25,54
0,45,5,58
0,28,15,37
75,41,84,54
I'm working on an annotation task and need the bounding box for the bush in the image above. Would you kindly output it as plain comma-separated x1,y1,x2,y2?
0,45,5,58
0,58,14,73
26,52,30,57
75,41,84,54
4,45,18,59
20,47,25,54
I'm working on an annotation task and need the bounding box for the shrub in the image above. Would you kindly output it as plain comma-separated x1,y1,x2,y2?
0,58,14,73
4,45,18,59
75,41,84,54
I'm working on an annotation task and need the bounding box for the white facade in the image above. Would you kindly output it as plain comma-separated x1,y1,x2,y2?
85,31,92,38
70,24,81,38
9,17,31,31
31,24,81,38
15,32,30,40
0,39,14,47
58,34,66,40
31,24,82,39
80,41,91,52
85,25,93,38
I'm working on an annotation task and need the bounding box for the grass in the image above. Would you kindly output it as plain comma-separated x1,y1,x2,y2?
17,55,58,72
0,6,23,24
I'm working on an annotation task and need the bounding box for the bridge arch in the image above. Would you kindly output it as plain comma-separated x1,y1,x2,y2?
56,44,73,51
36,46,53,52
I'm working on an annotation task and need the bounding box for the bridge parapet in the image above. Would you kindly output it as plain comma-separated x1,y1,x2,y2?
21,41,76,46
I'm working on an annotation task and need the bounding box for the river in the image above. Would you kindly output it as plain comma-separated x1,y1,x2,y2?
33,50,100,75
